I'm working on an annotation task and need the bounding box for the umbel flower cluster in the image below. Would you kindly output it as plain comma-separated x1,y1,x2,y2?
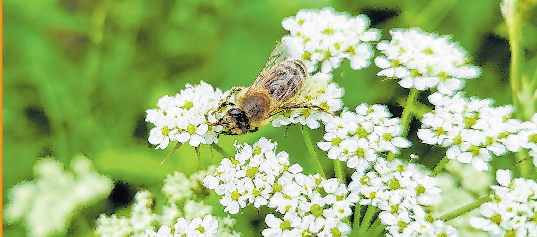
203,137,456,236
281,7,380,73
146,81,224,149
348,158,453,237
375,28,481,95
96,167,240,237
419,92,537,171
470,170,537,236
317,104,411,173
204,138,358,236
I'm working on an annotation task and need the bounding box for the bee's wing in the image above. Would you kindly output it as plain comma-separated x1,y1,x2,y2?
249,60,307,111
252,41,293,86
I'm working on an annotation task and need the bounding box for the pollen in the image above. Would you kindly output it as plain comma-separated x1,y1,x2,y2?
187,124,196,135
161,126,170,136
182,101,194,110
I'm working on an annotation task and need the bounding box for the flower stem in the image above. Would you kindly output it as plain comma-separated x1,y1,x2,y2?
504,0,537,178
357,205,377,236
437,195,492,221
301,126,326,179
387,88,419,161
211,144,230,158
160,142,183,166
352,205,362,234
334,159,345,183
366,216,384,236
370,217,386,237
430,156,450,177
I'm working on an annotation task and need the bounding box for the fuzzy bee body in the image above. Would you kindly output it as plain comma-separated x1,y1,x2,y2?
212,42,326,135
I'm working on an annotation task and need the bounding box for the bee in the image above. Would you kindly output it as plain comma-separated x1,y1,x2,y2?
210,41,329,135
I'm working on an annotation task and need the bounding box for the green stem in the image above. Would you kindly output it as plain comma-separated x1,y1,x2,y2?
437,195,492,221
503,0,537,179
334,159,344,183
301,126,326,179
211,144,230,158
160,142,183,166
387,88,419,161
366,216,384,236
351,204,362,235
430,156,450,177
357,205,377,236
370,217,386,237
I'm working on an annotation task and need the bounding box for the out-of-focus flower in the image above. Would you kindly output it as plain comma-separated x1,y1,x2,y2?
4,156,112,237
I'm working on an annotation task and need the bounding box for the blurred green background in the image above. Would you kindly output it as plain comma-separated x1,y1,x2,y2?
3,0,513,236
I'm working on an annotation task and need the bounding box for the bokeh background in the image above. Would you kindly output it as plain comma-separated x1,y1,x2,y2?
3,0,514,236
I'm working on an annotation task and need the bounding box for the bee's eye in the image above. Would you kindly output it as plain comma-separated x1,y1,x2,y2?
229,108,243,116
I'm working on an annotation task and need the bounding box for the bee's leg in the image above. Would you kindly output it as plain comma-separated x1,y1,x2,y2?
268,103,334,118
218,130,239,135
224,86,244,101
214,101,235,114
214,86,245,113
244,126,258,134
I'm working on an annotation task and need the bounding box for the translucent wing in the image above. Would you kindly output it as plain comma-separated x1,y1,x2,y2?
252,41,293,85
248,60,307,109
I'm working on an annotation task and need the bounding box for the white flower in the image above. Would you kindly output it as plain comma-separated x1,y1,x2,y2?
146,81,224,149
204,138,290,214
146,225,173,237
319,104,410,170
262,214,301,237
419,93,524,171
282,7,380,74
4,156,112,237
470,172,537,236
162,171,193,202
349,157,448,237
174,214,219,237
376,29,480,95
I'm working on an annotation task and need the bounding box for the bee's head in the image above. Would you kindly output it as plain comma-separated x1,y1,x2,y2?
210,103,251,135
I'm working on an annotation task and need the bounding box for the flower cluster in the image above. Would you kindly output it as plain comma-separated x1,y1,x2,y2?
375,28,480,95
470,170,537,237
318,104,411,173
146,81,225,149
96,168,239,237
204,137,359,236
163,167,215,203
4,156,112,237
96,191,163,236
146,214,219,237
271,72,344,129
282,7,380,73
418,92,525,171
348,158,457,237
515,113,537,167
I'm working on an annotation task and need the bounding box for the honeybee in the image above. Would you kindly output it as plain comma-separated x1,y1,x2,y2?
211,41,329,135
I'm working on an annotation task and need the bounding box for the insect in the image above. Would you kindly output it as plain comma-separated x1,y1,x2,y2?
210,41,329,135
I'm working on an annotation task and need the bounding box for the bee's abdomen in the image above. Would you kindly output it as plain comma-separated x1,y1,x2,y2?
266,60,306,102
